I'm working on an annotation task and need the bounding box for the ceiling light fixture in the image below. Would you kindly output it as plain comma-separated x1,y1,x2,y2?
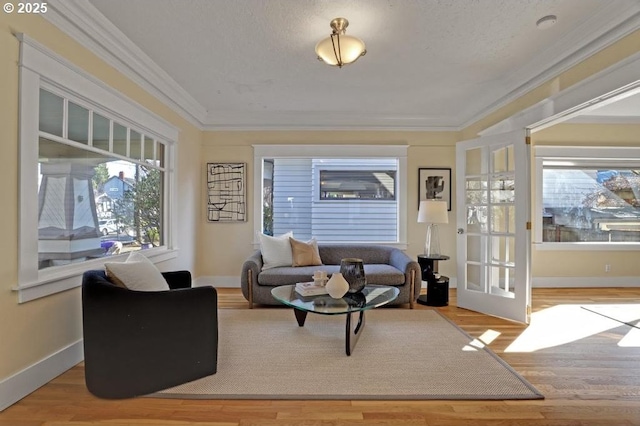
536,15,557,29
315,17,366,68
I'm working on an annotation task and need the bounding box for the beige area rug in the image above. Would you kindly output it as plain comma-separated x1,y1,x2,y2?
156,308,543,400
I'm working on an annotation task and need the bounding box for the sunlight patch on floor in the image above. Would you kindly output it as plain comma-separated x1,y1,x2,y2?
581,304,640,324
619,321,640,347
463,329,501,351
504,304,639,353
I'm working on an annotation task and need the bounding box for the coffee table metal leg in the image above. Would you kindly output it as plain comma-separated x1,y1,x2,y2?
345,310,366,356
293,309,307,326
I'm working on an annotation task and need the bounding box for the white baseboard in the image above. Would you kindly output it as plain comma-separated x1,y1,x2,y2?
532,276,639,287
194,275,240,288
0,340,83,411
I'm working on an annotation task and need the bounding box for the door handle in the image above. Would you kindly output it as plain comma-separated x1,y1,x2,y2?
457,228,465,234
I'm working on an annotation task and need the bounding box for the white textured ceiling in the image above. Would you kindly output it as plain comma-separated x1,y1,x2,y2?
84,0,640,129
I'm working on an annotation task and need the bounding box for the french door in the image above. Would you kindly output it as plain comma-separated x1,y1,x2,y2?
455,129,531,323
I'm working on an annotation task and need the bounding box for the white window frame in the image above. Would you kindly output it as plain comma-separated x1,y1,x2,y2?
16,34,179,303
253,144,408,248
534,145,640,251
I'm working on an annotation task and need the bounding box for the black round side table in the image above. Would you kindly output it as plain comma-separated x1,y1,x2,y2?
417,255,450,306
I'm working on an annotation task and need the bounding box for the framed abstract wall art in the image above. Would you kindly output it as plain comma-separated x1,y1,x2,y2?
206,163,246,222
418,167,451,211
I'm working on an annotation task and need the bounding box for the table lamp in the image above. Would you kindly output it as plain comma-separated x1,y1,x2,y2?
417,200,448,257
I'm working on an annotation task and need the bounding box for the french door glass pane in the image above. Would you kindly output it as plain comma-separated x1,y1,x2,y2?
466,177,488,204
490,266,515,297
464,142,519,297
490,236,515,265
466,263,482,292
467,205,488,233
465,147,483,175
492,145,514,173
466,235,484,263
491,205,515,233
490,176,515,203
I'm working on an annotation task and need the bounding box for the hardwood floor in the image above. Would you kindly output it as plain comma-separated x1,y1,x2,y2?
2,287,639,426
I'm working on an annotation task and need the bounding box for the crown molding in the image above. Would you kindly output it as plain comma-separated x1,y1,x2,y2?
42,0,640,132
43,0,207,128
565,115,640,124
461,4,640,130
17,33,179,141
41,1,459,132
203,124,461,131
202,109,462,131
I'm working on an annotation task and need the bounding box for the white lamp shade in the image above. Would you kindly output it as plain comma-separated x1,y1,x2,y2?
315,34,366,66
418,200,448,224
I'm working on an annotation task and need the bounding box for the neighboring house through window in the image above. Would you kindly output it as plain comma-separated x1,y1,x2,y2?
18,35,178,302
254,145,408,246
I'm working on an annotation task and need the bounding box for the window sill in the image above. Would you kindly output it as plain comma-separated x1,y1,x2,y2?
14,247,178,303
534,242,640,251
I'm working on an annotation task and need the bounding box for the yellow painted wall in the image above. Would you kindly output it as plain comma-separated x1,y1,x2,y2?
530,123,640,278
198,131,459,280
0,13,201,381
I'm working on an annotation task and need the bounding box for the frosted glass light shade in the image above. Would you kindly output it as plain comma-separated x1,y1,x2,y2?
315,17,366,68
315,35,366,67
418,200,448,224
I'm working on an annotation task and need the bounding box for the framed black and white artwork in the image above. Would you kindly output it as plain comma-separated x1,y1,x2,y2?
206,163,246,222
418,167,452,211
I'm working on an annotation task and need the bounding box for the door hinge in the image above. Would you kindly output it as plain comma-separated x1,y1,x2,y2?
526,305,532,319
525,136,531,145
526,221,532,230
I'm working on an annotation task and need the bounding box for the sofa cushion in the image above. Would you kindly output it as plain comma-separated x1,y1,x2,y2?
257,264,405,287
318,245,395,265
362,264,406,285
258,265,340,286
104,251,169,292
259,231,293,270
290,237,322,267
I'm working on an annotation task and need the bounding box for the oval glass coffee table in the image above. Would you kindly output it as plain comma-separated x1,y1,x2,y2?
271,285,399,356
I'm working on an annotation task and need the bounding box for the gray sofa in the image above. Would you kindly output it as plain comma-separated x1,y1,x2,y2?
241,244,421,309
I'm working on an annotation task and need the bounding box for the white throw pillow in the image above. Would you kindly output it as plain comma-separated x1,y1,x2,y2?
104,251,170,291
259,231,293,270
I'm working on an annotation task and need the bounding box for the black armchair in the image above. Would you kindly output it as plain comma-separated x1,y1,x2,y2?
81,269,218,399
